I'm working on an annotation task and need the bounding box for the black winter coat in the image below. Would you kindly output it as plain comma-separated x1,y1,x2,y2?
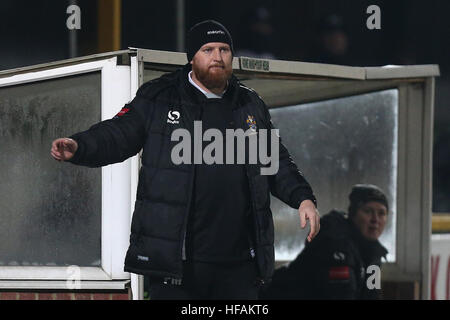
68,63,316,283
260,210,388,299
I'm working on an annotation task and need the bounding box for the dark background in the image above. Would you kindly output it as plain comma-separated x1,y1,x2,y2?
1,0,449,212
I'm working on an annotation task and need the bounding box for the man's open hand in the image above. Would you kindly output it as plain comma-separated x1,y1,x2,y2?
51,138,78,161
299,199,320,242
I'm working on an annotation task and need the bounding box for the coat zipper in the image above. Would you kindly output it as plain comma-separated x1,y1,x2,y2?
181,164,196,261
180,102,202,268
233,109,261,246
233,108,265,283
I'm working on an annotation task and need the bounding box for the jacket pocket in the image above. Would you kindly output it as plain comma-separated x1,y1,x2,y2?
139,200,185,242
252,174,270,210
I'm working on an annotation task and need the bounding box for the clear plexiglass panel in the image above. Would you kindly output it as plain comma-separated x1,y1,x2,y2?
269,89,398,262
0,72,102,267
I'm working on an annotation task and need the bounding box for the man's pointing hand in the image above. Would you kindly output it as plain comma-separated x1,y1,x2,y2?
51,138,78,161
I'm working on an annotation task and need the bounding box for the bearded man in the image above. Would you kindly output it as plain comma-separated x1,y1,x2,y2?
50,20,319,300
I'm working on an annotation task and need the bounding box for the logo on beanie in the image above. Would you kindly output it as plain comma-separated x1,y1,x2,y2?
207,30,225,35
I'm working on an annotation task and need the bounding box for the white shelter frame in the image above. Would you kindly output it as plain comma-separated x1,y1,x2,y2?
0,55,135,291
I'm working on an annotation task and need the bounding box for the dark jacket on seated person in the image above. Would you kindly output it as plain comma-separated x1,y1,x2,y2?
260,210,388,300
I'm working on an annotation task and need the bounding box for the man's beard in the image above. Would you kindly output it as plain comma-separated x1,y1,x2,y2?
192,63,232,92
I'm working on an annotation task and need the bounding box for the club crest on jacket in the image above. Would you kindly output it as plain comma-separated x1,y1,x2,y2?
246,115,257,131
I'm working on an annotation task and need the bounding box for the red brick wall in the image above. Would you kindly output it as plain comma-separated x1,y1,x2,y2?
0,290,131,300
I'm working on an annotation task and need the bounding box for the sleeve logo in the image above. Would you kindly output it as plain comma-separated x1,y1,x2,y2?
114,105,131,118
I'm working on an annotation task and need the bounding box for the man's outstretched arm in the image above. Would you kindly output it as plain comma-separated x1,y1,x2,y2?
50,93,152,168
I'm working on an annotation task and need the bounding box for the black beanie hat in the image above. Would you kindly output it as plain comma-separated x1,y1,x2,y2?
186,20,234,62
348,184,389,217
